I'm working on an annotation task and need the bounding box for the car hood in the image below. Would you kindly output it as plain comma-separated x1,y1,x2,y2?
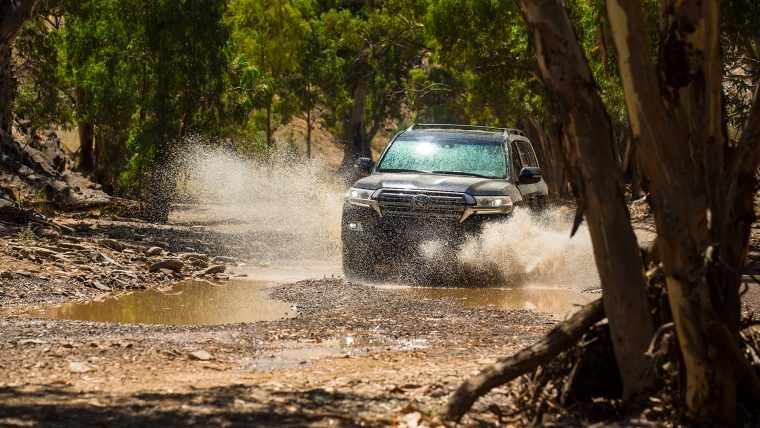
353,172,518,197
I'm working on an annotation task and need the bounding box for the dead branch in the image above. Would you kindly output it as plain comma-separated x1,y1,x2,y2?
442,298,605,423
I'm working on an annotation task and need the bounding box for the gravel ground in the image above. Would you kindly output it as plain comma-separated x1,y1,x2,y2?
0,278,553,427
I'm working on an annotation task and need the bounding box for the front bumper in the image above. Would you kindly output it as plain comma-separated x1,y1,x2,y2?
341,202,509,248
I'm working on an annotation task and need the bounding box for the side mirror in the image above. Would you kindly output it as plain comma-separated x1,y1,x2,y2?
518,167,542,184
354,157,375,177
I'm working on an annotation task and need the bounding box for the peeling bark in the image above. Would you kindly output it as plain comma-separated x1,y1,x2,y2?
606,0,759,422
0,0,41,134
514,0,655,399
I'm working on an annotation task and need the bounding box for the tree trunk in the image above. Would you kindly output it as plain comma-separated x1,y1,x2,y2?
0,0,41,134
0,47,12,134
606,0,760,422
306,106,312,159
515,0,655,399
74,88,94,174
78,122,94,174
338,77,368,175
265,103,273,151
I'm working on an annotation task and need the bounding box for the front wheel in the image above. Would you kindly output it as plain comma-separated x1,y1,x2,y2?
342,243,377,281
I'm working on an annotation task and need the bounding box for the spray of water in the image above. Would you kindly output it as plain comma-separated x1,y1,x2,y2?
172,143,344,267
456,208,600,289
170,142,599,288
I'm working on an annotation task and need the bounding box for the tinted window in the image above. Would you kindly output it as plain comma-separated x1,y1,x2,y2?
378,135,507,179
514,141,538,168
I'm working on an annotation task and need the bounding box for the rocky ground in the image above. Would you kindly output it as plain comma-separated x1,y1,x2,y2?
0,277,557,427
0,213,243,308
0,122,758,426
0,208,758,427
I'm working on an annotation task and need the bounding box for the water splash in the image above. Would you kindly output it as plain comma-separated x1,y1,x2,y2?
456,208,600,288
169,141,600,288
172,143,344,266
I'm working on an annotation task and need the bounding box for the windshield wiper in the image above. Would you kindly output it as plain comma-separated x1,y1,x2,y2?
431,170,495,179
378,168,432,174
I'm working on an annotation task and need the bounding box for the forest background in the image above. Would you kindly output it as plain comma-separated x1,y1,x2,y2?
4,0,755,200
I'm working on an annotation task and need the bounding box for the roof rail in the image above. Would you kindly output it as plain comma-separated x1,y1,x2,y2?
408,123,526,138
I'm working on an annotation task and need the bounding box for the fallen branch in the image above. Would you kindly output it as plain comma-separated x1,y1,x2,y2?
441,298,605,423
0,201,74,233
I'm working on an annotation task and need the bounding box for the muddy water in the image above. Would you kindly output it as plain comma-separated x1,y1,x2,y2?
25,280,294,325
389,286,594,320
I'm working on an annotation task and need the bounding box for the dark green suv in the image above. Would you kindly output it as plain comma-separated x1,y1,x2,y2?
341,124,548,280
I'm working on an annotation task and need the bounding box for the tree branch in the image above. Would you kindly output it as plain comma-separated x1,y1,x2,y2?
442,298,605,423
0,0,41,53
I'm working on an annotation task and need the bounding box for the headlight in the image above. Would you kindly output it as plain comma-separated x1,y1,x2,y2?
345,187,379,211
347,187,373,201
474,195,513,213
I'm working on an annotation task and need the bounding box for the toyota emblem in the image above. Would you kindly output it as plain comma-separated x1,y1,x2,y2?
411,194,431,209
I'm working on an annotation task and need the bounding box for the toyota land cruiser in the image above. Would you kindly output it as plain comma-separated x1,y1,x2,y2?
341,124,548,280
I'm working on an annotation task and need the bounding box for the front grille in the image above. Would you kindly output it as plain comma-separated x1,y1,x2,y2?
377,189,468,220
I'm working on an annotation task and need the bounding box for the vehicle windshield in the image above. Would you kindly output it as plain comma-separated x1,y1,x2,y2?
378,135,507,179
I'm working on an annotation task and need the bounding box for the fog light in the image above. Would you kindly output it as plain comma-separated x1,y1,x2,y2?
347,222,364,231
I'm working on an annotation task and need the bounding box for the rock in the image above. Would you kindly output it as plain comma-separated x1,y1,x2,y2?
69,362,95,373
18,339,46,346
90,250,117,264
0,271,12,280
190,258,209,268
188,350,212,361
89,280,112,292
212,256,237,264
98,239,125,252
201,265,226,275
145,246,163,256
181,252,209,261
149,259,184,273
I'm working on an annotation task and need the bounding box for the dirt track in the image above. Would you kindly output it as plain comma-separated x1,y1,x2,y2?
0,205,758,427
0,278,557,427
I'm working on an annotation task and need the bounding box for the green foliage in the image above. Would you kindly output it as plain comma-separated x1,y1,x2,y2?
722,0,760,136
17,223,35,243
13,13,72,131
426,0,542,127
229,0,309,144
10,0,758,196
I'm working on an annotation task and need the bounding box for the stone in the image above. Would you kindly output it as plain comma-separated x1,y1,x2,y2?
0,271,12,280
149,259,184,273
145,246,163,256
89,280,111,292
188,350,212,361
98,239,125,252
69,362,95,373
201,265,226,275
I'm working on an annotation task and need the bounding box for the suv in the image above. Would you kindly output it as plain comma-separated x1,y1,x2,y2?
341,124,548,279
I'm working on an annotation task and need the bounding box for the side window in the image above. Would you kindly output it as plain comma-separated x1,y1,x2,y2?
510,142,523,176
517,141,539,168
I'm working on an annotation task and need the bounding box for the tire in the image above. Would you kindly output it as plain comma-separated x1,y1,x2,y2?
342,243,376,281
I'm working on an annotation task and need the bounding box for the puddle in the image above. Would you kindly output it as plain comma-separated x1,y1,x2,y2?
235,336,429,371
388,286,594,320
24,280,294,325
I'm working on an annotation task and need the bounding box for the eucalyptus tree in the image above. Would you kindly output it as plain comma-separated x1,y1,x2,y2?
229,0,308,151
0,0,41,134
445,0,760,424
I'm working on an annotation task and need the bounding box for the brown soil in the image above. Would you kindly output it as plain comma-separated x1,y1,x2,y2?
0,204,758,427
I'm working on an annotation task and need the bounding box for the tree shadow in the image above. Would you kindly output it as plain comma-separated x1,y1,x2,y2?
0,383,396,427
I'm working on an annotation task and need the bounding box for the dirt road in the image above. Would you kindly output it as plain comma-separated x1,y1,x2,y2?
0,201,758,427
0,277,558,427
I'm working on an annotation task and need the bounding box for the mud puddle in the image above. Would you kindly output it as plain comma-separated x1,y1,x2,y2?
236,336,429,371
384,285,594,320
21,280,294,325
